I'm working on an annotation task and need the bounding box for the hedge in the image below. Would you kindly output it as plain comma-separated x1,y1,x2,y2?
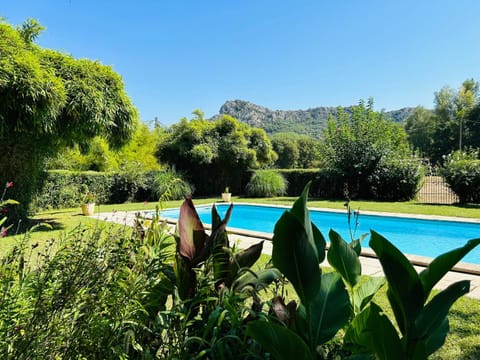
33,170,161,211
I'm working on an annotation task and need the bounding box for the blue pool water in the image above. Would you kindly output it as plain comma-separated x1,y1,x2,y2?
158,204,480,265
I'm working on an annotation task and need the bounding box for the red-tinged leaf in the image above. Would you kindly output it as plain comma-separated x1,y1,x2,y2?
178,197,207,262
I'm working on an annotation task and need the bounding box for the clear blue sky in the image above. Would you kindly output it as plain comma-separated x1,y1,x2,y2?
2,0,480,125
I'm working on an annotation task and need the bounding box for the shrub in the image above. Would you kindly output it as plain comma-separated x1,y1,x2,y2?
367,159,424,201
0,218,174,359
441,151,480,203
154,167,194,201
246,170,287,197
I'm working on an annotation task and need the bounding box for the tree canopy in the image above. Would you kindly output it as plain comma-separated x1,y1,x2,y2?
157,113,276,194
405,79,480,163
270,132,321,169
322,98,412,198
0,19,138,219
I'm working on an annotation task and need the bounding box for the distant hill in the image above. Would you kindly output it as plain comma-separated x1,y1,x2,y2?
216,100,415,138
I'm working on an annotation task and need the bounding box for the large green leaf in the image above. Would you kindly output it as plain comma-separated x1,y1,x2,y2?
352,276,385,314
272,211,321,305
419,238,480,299
246,321,314,360
300,272,351,346
289,182,320,260
177,197,208,263
369,231,424,335
412,280,470,356
344,302,404,360
327,229,361,288
312,222,327,264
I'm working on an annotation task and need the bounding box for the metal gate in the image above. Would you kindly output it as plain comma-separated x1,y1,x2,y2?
417,175,459,204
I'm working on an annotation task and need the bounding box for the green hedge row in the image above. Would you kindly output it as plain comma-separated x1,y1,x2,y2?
33,170,160,210
274,161,423,201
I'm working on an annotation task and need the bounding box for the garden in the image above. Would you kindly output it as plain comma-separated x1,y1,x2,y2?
2,18,480,359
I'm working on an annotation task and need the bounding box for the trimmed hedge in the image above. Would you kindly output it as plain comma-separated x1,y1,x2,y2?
441,159,480,203
275,168,344,198
33,170,162,211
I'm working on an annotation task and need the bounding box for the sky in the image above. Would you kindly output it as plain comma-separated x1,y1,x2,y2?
2,0,480,125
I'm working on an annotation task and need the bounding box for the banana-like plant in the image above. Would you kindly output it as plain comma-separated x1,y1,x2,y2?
173,196,278,301
344,232,480,359
247,183,352,359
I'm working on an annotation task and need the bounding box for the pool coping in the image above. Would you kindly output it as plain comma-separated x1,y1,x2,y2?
144,202,480,275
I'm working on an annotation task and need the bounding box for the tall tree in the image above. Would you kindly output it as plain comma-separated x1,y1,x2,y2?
0,19,137,219
405,79,480,163
322,99,410,198
157,114,276,194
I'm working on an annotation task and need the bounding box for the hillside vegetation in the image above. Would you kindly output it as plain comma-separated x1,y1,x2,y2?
217,99,415,138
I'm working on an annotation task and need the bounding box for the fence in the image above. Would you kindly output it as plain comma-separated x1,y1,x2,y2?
417,175,459,204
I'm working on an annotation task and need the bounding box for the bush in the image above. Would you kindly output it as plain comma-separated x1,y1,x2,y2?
154,167,194,201
441,151,480,203
0,219,174,359
246,170,287,197
367,159,424,201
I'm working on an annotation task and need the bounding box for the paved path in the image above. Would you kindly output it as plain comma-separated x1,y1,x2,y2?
91,210,480,299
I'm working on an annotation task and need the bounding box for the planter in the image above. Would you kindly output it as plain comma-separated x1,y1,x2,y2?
221,193,232,202
81,202,95,216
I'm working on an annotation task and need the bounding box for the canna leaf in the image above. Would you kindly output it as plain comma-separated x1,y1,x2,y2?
289,182,319,261
247,321,314,360
344,302,404,360
327,229,361,288
352,276,385,314
413,280,470,356
312,222,327,264
233,241,264,269
224,241,264,286
300,272,351,346
369,231,424,335
419,238,480,299
272,211,321,306
177,197,208,264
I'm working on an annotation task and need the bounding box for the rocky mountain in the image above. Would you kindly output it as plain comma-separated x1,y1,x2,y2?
216,100,415,139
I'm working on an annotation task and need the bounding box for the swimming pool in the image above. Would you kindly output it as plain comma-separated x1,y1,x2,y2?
157,203,480,265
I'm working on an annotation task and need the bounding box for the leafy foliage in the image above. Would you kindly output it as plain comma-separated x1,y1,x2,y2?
405,79,480,164
322,98,418,199
157,113,276,195
441,150,480,203
271,132,321,169
0,19,137,220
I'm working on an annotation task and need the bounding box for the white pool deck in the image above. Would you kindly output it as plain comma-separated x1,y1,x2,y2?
91,209,480,300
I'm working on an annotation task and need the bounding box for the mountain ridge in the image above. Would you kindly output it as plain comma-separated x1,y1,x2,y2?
215,99,415,138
